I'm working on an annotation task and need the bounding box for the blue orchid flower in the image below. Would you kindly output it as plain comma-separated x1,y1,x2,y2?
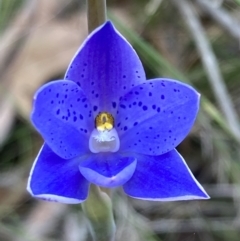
27,21,209,204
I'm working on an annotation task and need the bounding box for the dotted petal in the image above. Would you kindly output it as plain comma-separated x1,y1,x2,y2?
116,78,200,155
31,80,93,159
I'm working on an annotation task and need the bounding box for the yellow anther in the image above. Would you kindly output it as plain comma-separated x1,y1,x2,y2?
95,112,114,131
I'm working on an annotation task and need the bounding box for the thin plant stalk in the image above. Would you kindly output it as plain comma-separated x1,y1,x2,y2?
87,0,107,33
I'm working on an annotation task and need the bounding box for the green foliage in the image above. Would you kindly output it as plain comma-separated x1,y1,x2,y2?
0,0,25,31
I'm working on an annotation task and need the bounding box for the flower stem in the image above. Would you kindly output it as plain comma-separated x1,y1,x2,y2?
87,0,107,33
82,185,116,241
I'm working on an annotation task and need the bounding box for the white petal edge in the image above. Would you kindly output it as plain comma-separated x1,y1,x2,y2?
27,145,87,204
124,151,210,201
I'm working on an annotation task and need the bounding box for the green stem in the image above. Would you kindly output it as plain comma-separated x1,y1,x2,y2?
82,185,116,241
87,0,107,33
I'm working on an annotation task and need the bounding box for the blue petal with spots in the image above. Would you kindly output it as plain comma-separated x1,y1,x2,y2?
27,144,89,204
65,21,145,116
116,78,200,156
31,80,93,159
123,149,209,200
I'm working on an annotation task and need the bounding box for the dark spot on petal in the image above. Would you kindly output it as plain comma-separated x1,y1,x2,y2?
142,106,148,111
161,95,165,99
112,102,116,108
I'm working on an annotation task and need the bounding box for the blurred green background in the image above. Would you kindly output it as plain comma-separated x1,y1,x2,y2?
0,0,240,240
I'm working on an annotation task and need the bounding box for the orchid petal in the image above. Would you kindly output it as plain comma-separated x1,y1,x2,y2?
31,80,93,159
123,149,209,200
65,21,145,116
79,153,137,188
27,144,89,204
116,78,199,155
